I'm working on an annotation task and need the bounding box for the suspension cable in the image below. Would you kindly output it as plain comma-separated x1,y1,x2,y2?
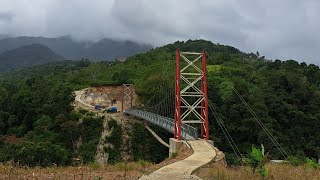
205,51,289,158
233,88,289,158
209,100,243,159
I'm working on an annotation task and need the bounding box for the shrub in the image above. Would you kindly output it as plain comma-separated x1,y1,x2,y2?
104,119,122,163
306,157,320,169
79,116,103,163
247,144,268,177
286,155,307,166
9,141,70,167
171,152,178,159
79,109,89,115
225,152,241,166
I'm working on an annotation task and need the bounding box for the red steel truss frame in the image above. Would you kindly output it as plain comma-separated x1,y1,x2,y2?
174,49,209,140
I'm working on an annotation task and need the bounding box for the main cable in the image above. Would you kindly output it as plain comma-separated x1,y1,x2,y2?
205,51,289,158
208,100,243,159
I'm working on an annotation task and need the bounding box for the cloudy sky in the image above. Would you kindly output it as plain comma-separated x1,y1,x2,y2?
0,0,320,64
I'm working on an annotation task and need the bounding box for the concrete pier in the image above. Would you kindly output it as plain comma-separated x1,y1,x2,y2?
169,138,183,157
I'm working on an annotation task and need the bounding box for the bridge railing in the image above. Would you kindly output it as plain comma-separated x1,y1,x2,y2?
125,109,198,140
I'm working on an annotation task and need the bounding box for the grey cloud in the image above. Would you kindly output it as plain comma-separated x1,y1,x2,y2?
0,11,14,22
0,0,320,64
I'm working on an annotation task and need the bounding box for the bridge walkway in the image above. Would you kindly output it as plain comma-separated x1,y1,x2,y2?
125,109,198,140
139,140,216,180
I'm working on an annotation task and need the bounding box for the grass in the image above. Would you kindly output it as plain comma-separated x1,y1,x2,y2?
0,161,152,180
171,152,178,159
2,158,318,179
195,163,320,180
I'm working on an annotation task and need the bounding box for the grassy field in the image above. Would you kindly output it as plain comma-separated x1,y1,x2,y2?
0,162,151,180
1,162,319,180
0,147,193,180
195,163,320,180
1,155,319,180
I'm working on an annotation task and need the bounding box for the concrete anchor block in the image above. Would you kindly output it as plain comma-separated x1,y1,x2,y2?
169,138,183,157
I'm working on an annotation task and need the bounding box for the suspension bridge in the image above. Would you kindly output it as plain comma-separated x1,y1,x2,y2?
121,50,219,179
123,51,210,140
118,49,289,179
75,49,289,179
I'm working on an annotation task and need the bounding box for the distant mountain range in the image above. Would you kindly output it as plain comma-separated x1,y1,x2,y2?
0,44,63,72
0,34,10,40
0,35,152,60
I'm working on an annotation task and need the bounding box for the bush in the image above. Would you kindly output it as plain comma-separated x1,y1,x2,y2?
247,144,268,177
131,123,145,161
287,155,320,169
0,141,70,167
171,152,178,159
286,155,307,166
79,140,99,163
105,119,122,163
78,116,103,163
306,157,320,169
0,144,17,162
79,109,89,115
225,153,241,166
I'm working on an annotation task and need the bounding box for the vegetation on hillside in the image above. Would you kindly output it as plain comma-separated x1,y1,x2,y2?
0,39,320,167
0,44,63,72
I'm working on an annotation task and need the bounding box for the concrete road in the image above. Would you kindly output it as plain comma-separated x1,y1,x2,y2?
140,140,216,180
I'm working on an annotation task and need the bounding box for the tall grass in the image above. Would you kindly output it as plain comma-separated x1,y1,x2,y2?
0,161,152,180
196,163,320,180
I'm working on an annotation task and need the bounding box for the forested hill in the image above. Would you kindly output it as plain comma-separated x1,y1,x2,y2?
0,39,319,166
0,44,63,72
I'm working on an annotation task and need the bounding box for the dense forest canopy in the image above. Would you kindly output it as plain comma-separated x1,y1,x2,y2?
0,39,319,166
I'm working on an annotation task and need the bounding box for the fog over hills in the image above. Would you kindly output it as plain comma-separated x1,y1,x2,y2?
0,34,10,40
0,35,152,60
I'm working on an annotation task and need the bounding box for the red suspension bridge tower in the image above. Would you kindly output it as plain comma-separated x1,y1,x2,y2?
174,49,209,140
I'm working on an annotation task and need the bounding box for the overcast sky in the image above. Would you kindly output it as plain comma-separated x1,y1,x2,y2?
0,0,320,64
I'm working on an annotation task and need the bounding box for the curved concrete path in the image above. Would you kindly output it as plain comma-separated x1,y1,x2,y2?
140,140,216,180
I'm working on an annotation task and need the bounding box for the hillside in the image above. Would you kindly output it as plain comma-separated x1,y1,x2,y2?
0,36,152,60
0,35,10,40
0,40,320,168
0,44,63,72
84,38,152,60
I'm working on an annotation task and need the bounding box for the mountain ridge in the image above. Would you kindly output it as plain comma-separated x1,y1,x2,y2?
0,43,63,72
0,36,152,60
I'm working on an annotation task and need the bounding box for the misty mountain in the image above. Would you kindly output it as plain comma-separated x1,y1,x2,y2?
84,39,152,60
0,34,10,40
0,36,88,59
0,36,152,60
0,44,63,72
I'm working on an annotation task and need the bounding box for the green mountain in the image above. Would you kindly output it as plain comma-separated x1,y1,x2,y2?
84,38,152,60
0,44,63,72
0,36,152,60
0,39,319,166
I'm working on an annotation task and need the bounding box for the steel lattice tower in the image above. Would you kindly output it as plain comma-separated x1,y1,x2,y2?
174,49,209,140
122,84,133,112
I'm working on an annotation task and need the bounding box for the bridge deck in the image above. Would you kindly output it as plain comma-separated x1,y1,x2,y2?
125,109,198,140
